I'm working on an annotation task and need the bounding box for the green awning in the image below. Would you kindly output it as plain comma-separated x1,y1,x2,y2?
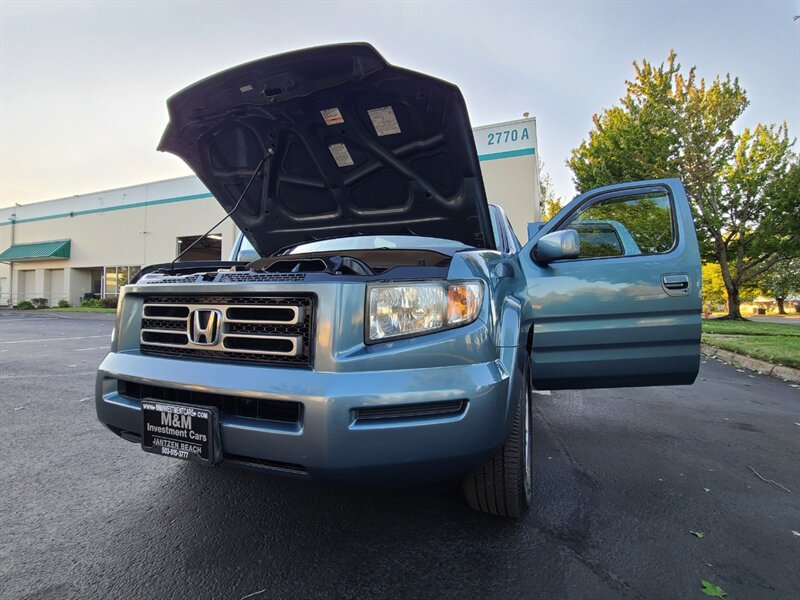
0,239,70,262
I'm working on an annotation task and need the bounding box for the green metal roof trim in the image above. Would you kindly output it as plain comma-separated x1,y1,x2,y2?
0,239,71,262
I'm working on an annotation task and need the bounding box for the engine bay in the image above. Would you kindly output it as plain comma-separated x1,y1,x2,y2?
132,248,454,285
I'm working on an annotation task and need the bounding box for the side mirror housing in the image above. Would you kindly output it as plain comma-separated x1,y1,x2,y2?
534,230,580,264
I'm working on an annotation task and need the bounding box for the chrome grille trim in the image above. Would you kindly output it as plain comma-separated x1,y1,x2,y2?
222,334,303,356
224,305,301,325
140,328,188,341
141,302,302,325
141,304,191,321
139,295,313,366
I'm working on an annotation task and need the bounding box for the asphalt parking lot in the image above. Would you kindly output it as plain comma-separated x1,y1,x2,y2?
1,312,798,599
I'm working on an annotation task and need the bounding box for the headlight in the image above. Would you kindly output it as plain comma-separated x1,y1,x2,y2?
367,281,483,342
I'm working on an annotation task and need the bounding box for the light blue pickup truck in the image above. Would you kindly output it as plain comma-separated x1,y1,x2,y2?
96,43,701,517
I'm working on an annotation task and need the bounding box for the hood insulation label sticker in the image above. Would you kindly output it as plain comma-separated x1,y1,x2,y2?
367,106,401,137
320,107,344,125
328,143,354,167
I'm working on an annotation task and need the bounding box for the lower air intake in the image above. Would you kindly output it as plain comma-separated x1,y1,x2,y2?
354,400,467,423
117,380,301,424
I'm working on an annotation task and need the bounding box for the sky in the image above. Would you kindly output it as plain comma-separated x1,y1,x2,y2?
1,0,798,209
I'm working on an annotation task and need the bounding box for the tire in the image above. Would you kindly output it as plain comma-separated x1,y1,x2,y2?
461,362,532,518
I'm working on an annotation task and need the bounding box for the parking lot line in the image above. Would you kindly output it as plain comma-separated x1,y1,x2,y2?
0,371,96,379
0,335,109,345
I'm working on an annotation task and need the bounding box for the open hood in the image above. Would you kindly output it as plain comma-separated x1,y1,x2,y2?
158,43,495,256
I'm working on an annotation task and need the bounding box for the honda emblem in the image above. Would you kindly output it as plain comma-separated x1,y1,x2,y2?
189,308,222,345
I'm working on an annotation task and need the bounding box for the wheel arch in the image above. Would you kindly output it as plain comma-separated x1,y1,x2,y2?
495,295,533,438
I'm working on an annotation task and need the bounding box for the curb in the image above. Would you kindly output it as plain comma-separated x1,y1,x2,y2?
701,343,800,384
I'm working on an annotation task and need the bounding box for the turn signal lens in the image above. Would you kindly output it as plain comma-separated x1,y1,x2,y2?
447,283,482,325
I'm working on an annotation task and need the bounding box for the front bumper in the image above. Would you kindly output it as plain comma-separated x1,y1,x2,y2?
96,351,512,484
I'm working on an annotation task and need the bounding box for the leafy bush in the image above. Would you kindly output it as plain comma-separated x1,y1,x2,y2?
57,299,71,308
16,300,34,310
78,297,116,309
31,297,49,309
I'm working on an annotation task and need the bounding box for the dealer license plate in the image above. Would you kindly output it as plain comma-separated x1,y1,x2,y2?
141,400,218,464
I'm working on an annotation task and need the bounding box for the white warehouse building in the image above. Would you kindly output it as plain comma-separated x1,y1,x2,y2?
0,118,541,307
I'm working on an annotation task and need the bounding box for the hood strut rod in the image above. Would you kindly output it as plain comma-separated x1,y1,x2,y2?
170,147,275,271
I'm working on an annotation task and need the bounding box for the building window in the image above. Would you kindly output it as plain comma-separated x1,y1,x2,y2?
176,234,222,262
101,266,141,297
105,267,119,296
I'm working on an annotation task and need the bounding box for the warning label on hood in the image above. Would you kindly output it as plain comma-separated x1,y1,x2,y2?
320,107,344,125
328,143,354,167
367,106,401,137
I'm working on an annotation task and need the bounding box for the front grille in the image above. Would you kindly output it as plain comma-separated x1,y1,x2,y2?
117,380,301,423
140,295,313,366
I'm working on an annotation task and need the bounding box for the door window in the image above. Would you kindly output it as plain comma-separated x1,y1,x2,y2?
561,191,675,259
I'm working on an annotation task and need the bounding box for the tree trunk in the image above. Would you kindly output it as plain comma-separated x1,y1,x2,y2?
725,284,744,319
776,297,786,315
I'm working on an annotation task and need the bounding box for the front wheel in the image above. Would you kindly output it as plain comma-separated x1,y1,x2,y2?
461,363,532,518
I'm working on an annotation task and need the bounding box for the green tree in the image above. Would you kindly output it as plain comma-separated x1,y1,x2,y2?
539,160,564,221
576,194,672,253
702,262,760,313
754,160,800,260
757,260,800,314
702,263,727,311
568,51,798,319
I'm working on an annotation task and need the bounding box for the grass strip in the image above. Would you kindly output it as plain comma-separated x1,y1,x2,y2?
702,333,800,369
701,319,800,337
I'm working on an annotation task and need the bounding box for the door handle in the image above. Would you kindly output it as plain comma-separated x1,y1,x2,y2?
661,273,690,296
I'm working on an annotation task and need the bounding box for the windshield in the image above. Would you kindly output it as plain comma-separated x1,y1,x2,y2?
238,235,469,259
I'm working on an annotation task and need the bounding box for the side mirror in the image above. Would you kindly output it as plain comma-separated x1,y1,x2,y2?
534,229,580,264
